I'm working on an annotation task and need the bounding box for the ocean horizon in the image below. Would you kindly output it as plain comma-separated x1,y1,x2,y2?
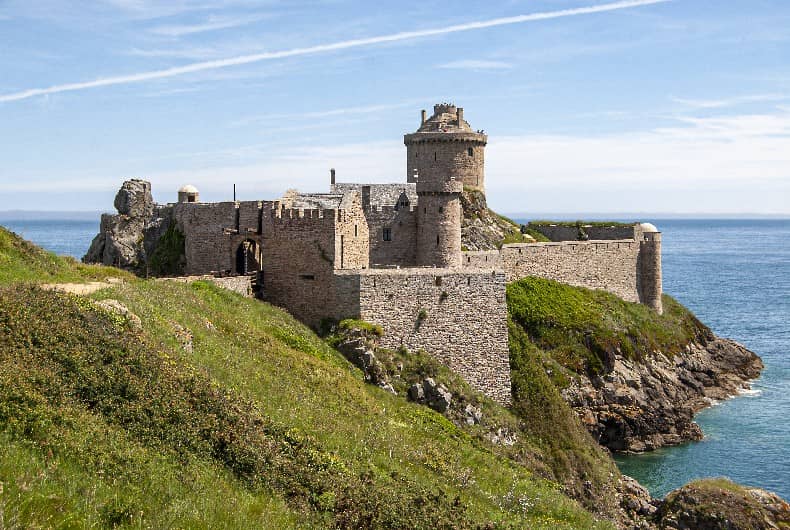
2,216,788,500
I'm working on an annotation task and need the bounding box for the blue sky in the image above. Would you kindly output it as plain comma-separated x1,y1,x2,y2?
1,0,788,215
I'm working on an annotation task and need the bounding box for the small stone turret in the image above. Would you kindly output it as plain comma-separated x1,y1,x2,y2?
178,184,200,203
639,223,663,314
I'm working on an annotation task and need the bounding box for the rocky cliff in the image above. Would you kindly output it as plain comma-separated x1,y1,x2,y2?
507,277,763,454
460,188,534,250
564,337,762,452
83,179,182,275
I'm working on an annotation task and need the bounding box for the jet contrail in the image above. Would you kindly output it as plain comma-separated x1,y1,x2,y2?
0,0,670,103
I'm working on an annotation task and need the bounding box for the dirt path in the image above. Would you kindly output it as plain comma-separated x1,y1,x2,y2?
41,278,124,295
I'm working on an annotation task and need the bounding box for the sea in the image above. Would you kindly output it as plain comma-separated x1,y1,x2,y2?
2,216,788,500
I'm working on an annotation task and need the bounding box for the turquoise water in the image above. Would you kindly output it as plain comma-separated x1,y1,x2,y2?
3,217,789,499
614,219,790,499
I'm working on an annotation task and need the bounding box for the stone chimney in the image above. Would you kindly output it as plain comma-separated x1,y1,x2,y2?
421,109,427,125
330,168,336,185
457,107,464,123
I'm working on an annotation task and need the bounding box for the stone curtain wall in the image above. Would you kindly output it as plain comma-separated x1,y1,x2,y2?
162,275,253,297
530,224,639,242
366,205,418,267
501,240,642,303
174,202,238,275
335,268,511,405
461,250,502,269
238,201,263,234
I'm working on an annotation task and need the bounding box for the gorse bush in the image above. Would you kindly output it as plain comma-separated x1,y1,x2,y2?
0,285,479,528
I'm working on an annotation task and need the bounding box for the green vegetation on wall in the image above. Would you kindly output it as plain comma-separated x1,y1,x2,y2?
148,222,186,276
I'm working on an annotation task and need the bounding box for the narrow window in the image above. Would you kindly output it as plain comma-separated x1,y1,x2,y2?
438,206,443,213
300,274,315,280
436,235,440,246
467,147,474,157
354,224,358,237
467,277,471,286
434,152,437,161
383,228,392,241
435,277,442,286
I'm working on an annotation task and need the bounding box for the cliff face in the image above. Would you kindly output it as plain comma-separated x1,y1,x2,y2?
460,188,533,250
84,179,181,274
563,337,762,452
507,277,763,454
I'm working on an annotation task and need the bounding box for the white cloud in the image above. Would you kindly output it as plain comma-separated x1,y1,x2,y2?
13,107,788,215
229,100,428,127
149,13,270,37
0,0,670,103
482,110,790,213
670,94,789,109
126,46,224,60
438,60,512,70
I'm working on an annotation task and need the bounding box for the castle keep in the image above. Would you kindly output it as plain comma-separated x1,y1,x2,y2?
86,104,663,405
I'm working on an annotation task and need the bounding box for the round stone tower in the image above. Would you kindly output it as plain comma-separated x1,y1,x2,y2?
404,103,488,191
638,223,663,314
405,104,486,268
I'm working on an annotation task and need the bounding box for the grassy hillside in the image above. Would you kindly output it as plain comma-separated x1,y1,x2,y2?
507,277,712,382
0,226,612,529
0,226,130,284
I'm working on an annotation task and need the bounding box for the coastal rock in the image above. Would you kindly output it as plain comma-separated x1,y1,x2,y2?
562,338,763,453
114,178,154,218
84,213,146,269
84,179,179,273
653,479,790,530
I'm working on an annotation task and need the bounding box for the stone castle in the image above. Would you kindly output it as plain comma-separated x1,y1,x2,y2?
86,104,663,405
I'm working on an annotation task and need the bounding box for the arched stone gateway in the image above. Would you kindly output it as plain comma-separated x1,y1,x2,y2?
235,239,261,275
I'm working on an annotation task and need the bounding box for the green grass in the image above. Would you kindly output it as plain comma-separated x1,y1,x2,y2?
522,229,551,243
507,277,711,379
0,226,613,529
0,226,131,285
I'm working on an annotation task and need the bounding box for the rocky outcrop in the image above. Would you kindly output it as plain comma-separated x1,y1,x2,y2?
653,479,790,530
563,338,763,453
84,179,178,274
114,179,154,218
460,189,533,250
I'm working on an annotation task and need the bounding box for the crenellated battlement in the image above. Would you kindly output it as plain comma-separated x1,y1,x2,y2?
271,205,336,220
